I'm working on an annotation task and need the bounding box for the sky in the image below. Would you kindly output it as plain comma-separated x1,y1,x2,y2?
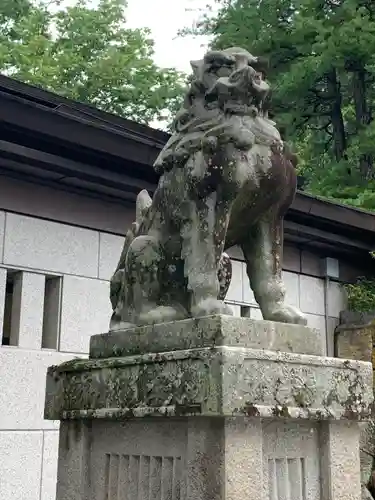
59,0,215,72
125,0,214,73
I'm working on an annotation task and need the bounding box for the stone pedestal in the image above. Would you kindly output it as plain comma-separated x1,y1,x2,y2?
45,316,373,500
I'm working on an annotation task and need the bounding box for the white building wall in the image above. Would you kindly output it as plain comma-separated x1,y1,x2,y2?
0,209,124,500
0,208,346,500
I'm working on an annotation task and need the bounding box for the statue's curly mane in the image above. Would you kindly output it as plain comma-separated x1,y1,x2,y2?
154,47,282,176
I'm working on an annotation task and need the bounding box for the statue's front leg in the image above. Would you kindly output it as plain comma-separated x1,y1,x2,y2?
241,214,307,325
182,195,233,317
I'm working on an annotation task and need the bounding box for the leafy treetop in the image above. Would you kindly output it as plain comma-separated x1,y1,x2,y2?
0,0,185,124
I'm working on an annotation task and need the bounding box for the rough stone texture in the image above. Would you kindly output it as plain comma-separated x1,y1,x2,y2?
335,322,374,363
90,315,323,359
41,431,59,500
53,416,361,500
263,420,320,499
109,46,307,331
320,421,362,500
47,314,372,500
45,344,373,422
55,421,91,500
335,321,375,499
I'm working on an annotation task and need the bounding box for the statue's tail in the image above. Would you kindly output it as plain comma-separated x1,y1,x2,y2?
136,189,152,224
110,189,153,313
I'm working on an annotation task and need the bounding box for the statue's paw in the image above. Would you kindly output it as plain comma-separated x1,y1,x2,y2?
139,305,188,326
265,304,307,326
191,298,233,318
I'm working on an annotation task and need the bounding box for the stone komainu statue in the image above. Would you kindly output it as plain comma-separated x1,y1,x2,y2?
110,46,307,330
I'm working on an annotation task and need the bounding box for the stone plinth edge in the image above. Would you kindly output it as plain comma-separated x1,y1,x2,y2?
45,346,373,422
90,315,323,359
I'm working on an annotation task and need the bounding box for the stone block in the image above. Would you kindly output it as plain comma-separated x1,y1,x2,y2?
90,315,323,360
98,233,124,281
41,431,59,500
3,213,100,278
55,421,91,500
0,430,43,500
46,317,372,500
300,275,325,315
335,323,374,362
320,421,361,500
335,322,375,497
59,276,111,354
46,342,372,422
0,348,77,430
10,271,45,349
263,420,320,499
54,417,327,500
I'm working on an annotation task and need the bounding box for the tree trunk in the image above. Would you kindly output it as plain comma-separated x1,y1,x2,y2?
352,67,373,180
327,68,346,162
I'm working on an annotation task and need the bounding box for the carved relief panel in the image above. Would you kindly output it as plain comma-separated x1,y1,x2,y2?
263,421,320,500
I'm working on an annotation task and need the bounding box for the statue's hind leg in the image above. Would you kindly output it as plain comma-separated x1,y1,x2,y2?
126,235,187,325
241,214,307,325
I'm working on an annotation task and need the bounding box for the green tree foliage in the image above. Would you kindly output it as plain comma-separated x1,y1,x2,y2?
0,0,185,124
186,0,375,209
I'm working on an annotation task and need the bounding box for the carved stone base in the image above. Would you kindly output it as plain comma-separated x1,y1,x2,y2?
45,317,373,500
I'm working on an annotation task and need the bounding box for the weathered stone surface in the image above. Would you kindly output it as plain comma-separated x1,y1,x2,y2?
335,322,374,362
56,417,362,500
45,345,373,422
109,46,307,331
90,315,323,359
335,321,375,500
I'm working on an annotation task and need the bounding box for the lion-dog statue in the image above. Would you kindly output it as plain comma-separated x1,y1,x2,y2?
109,46,307,330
